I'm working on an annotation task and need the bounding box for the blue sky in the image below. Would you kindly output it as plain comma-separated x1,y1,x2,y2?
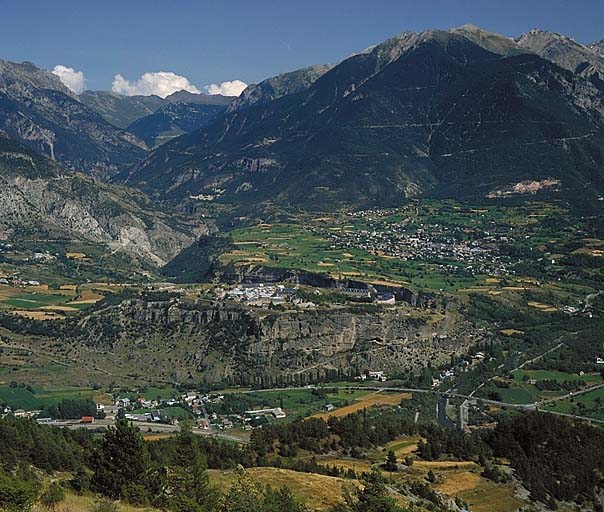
2,0,603,93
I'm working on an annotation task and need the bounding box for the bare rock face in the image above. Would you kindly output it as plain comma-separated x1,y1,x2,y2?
0,132,206,264
78,297,470,385
590,40,604,58
517,29,604,85
0,59,147,179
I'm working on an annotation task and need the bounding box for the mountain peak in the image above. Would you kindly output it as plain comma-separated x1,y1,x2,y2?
165,89,234,105
0,59,73,96
517,28,604,79
450,24,526,56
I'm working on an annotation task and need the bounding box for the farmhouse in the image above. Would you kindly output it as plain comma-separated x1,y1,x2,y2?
368,370,387,382
244,407,287,419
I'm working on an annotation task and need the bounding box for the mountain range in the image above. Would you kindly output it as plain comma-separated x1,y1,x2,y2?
0,24,603,234
0,60,148,180
125,27,604,210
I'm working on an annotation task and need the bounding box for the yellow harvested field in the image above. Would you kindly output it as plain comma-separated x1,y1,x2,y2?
27,284,50,291
10,310,64,320
65,252,87,259
527,301,558,312
80,289,104,301
242,257,268,263
39,305,79,312
385,436,422,457
437,470,481,494
33,493,158,512
59,284,78,291
485,278,500,284
312,392,411,420
458,480,524,512
68,289,105,305
95,393,114,405
144,433,175,441
413,460,478,470
369,279,408,287
500,329,525,336
317,261,335,267
209,467,359,510
342,253,354,258
318,457,373,473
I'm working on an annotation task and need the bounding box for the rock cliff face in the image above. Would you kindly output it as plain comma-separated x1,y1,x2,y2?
0,131,205,264
516,29,604,87
68,296,469,385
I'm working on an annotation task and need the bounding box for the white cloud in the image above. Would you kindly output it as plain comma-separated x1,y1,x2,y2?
52,65,86,94
111,71,201,98
206,80,248,97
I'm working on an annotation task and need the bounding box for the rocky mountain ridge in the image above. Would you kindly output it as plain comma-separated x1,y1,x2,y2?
80,89,234,129
0,131,206,265
124,28,604,211
0,60,148,179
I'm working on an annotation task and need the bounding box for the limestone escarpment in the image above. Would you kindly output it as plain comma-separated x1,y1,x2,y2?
84,297,470,384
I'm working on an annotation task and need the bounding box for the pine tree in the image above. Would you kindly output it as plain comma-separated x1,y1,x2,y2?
91,418,149,500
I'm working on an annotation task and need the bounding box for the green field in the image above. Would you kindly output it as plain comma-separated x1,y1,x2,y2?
222,219,486,292
543,387,604,420
219,200,600,295
210,387,373,421
0,385,98,410
1,292,72,309
513,370,603,385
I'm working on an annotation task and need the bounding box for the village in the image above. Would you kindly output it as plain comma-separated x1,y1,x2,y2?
324,208,516,277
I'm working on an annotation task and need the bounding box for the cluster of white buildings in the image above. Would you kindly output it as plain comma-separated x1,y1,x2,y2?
357,370,388,382
223,284,297,307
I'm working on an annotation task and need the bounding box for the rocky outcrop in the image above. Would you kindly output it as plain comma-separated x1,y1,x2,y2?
105,297,467,384
516,29,604,88
223,265,436,308
0,132,206,264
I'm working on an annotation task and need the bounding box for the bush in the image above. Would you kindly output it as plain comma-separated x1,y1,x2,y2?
40,481,65,510
92,498,120,512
